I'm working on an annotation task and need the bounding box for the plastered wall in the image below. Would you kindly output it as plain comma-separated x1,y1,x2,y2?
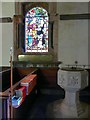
1,2,89,66
57,2,88,66
1,2,15,66
0,2,2,66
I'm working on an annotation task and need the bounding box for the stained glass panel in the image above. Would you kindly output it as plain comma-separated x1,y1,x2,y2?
25,7,48,52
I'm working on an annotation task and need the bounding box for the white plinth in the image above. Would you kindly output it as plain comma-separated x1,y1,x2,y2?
55,68,88,118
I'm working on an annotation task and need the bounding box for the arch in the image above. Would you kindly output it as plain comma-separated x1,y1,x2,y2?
25,7,48,52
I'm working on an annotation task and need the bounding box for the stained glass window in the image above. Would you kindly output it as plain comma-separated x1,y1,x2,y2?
25,7,48,52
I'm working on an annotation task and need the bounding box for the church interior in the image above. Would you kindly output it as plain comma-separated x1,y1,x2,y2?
0,1,90,119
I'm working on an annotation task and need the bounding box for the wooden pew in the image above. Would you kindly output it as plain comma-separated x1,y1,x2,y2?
0,67,38,119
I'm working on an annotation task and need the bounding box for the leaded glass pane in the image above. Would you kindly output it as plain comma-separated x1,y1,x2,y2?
25,7,48,52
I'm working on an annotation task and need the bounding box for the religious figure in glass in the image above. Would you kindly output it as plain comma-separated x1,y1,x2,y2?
25,7,48,52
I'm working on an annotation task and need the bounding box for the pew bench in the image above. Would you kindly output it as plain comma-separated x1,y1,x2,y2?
0,67,38,119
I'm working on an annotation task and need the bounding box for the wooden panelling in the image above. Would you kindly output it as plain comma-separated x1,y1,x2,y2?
0,17,12,23
1,68,21,92
60,13,90,20
0,67,38,119
87,69,90,87
38,67,59,88
0,67,10,72
16,67,37,77
0,67,37,92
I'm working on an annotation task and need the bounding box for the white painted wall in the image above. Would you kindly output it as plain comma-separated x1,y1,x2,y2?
0,2,2,119
57,2,88,66
2,2,15,66
1,2,89,67
0,2,2,66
